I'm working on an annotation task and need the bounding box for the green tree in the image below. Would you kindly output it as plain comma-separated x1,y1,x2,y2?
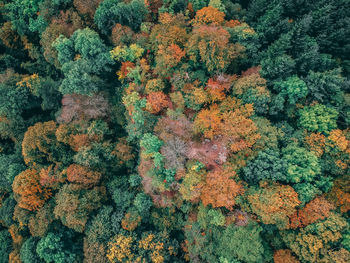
304,69,345,106
298,104,338,135
20,237,42,263
0,76,40,141
282,143,321,184
189,0,208,12
0,230,12,263
0,153,26,192
255,3,290,47
197,204,225,229
140,133,163,155
94,0,148,34
36,231,78,263
133,193,152,215
243,149,287,184
0,195,16,227
219,222,266,263
53,28,114,95
5,0,46,36
274,76,308,105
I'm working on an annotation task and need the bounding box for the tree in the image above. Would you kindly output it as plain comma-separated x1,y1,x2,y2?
133,193,152,214
0,195,16,228
107,231,178,263
273,249,300,263
20,237,42,263
206,76,231,103
298,104,338,135
94,0,148,34
197,204,225,229
0,153,26,192
233,71,270,115
73,142,116,170
66,164,101,188
304,132,326,157
12,169,51,211
110,44,144,63
154,44,186,78
261,54,296,83
0,73,40,141
179,162,206,203
146,91,169,114
57,94,110,123
54,184,106,232
282,213,348,263
40,10,83,67
36,231,79,263
243,148,287,184
282,143,321,184
28,202,55,237
160,135,188,170
111,24,135,46
83,206,115,263
274,76,308,105
53,28,114,95
208,0,226,13
0,230,12,263
247,184,300,229
149,12,188,52
193,104,222,139
220,105,260,153
304,69,345,105
5,0,46,36
199,167,244,210
186,25,245,73
111,137,135,169
140,133,164,155
254,2,290,46
73,0,104,20
22,121,62,167
192,6,225,26
326,175,350,213
289,196,334,229
219,222,266,263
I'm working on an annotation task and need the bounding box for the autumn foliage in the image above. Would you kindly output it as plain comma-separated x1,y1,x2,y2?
199,167,244,210
12,169,51,211
289,196,334,228
1,1,349,263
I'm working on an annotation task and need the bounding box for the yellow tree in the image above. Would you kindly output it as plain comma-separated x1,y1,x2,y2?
186,25,245,73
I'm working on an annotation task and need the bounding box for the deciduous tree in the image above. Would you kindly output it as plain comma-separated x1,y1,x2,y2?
12,169,51,211
199,167,243,210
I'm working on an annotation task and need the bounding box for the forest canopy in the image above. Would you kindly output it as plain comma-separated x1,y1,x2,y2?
0,0,349,262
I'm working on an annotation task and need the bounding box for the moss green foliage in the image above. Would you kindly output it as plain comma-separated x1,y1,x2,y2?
282,143,321,184
298,104,339,135
219,223,265,263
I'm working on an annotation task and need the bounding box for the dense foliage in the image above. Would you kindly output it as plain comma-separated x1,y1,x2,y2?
0,0,349,262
